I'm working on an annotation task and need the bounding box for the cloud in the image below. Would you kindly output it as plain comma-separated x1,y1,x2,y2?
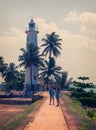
0,17,96,83
80,12,96,38
63,11,96,39
0,28,25,65
35,18,96,83
63,10,79,22
35,18,96,52
35,18,59,45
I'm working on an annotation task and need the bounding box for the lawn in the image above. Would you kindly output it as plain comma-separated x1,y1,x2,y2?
61,91,96,130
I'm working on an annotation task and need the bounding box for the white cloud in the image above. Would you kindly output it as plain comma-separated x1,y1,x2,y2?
80,12,96,38
63,11,96,39
63,10,79,22
79,12,96,24
0,28,25,65
35,18,96,83
35,18,59,46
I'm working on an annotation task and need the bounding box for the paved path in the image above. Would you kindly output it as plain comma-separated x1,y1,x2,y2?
25,92,68,130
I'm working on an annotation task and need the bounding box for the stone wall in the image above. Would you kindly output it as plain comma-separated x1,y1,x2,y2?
0,95,43,105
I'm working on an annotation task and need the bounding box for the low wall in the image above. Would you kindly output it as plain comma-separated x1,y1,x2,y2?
0,95,43,105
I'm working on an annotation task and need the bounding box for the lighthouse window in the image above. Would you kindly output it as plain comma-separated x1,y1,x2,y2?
29,23,34,27
34,75,36,80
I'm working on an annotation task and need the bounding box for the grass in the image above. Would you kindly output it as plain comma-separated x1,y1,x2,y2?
61,92,96,130
1,100,41,130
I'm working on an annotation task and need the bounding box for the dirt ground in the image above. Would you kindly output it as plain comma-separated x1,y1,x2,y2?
60,91,80,130
0,96,44,130
0,92,79,130
14,99,45,130
0,104,29,129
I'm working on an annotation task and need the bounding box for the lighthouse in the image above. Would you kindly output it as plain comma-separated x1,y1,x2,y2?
24,19,39,96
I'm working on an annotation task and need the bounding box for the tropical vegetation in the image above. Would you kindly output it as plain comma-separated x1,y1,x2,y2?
39,57,62,89
41,32,62,59
41,32,63,89
18,43,44,95
0,56,24,91
70,76,96,107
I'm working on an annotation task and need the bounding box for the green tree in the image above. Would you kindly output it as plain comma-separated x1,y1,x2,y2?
78,76,89,83
40,57,62,90
41,32,62,59
15,70,25,90
3,63,18,91
56,71,68,89
73,76,93,92
0,56,8,78
41,32,62,90
19,44,44,92
4,63,18,82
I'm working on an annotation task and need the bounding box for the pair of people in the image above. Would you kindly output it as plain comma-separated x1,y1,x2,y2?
49,87,60,106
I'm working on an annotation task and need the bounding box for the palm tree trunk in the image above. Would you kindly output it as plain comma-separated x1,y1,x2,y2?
49,50,51,59
46,76,49,91
30,66,33,92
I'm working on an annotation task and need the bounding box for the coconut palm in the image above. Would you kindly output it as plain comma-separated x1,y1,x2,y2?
0,56,4,70
19,44,44,91
2,62,18,91
41,32,62,59
15,70,25,90
4,63,18,83
0,56,8,77
39,57,62,90
56,71,68,89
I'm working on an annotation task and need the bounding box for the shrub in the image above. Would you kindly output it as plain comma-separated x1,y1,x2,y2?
69,87,77,92
87,110,95,118
71,92,91,99
79,97,96,107
88,90,96,98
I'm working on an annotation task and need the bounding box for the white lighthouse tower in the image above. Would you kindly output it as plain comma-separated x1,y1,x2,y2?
24,19,39,96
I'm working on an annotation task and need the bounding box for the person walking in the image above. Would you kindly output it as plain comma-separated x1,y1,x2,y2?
56,88,60,106
49,87,55,105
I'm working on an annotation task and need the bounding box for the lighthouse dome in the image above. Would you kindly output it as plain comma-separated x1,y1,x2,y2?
29,19,35,30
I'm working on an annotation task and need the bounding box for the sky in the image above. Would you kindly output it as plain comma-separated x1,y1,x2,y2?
0,0,96,84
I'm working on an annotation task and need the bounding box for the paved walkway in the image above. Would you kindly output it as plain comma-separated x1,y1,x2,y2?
24,92,68,130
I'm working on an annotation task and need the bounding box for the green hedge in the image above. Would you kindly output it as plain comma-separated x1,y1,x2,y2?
79,97,96,107
71,92,91,98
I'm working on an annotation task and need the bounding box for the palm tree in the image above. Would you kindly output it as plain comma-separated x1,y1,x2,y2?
4,63,18,82
15,70,25,90
41,32,62,59
0,56,4,71
19,44,44,91
40,32,62,90
0,56,8,77
39,57,62,90
56,71,68,89
3,63,18,91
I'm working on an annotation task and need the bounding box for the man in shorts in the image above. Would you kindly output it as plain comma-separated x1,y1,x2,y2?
49,87,55,105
